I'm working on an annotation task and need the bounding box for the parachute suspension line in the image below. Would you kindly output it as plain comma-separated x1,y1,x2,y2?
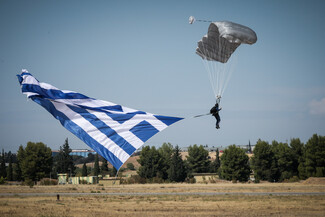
213,38,237,98
215,37,220,97
194,19,257,101
206,61,216,97
208,45,217,98
214,37,225,98
210,40,219,98
218,38,227,96
214,60,221,97
210,39,217,97
211,61,218,98
197,43,213,97
189,16,212,24
217,37,225,98
202,58,217,98
220,53,237,96
196,34,236,100
198,40,222,99
219,60,227,97
199,42,218,99
196,19,213,23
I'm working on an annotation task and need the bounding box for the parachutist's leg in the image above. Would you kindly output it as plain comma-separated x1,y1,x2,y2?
216,114,221,129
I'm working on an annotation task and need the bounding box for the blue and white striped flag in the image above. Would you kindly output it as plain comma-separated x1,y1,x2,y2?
17,70,183,170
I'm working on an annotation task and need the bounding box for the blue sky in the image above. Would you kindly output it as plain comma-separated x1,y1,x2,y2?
1,0,324,152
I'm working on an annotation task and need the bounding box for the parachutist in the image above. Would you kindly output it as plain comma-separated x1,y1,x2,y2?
210,101,222,129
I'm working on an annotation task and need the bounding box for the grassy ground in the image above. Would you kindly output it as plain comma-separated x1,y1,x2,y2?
1,181,325,194
0,178,324,216
1,194,324,217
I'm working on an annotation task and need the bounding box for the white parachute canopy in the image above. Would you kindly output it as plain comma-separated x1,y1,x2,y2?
192,17,257,99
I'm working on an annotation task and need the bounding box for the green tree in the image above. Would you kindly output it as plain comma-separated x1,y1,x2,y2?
55,138,75,175
220,145,250,182
186,145,210,173
251,140,278,182
17,142,52,182
110,167,117,177
7,154,13,181
137,146,163,179
158,143,173,179
304,134,325,177
101,159,109,173
86,153,95,162
13,161,23,181
272,141,295,181
94,154,100,176
82,163,88,176
168,145,186,182
298,153,307,179
0,149,6,179
16,145,25,181
127,163,135,170
290,138,304,178
297,143,309,180
210,148,220,173
248,140,252,154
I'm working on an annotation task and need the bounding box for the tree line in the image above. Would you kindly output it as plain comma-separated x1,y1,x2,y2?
0,138,116,185
0,134,324,184
136,134,325,183
252,134,325,182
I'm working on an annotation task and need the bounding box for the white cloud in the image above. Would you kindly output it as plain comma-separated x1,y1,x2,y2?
309,98,325,115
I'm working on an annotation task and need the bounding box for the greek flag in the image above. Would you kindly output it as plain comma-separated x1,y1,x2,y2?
17,70,183,170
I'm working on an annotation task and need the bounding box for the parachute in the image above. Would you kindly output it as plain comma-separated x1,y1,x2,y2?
191,17,257,99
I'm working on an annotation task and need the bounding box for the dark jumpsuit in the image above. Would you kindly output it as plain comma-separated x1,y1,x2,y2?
210,103,221,129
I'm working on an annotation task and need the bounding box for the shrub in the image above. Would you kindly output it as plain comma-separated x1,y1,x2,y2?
23,179,34,187
0,177,6,185
151,176,164,184
80,180,88,184
185,177,196,184
284,176,300,183
39,178,58,185
126,163,135,170
123,175,146,184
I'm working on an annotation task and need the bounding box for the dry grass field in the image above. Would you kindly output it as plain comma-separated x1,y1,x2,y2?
0,178,324,217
